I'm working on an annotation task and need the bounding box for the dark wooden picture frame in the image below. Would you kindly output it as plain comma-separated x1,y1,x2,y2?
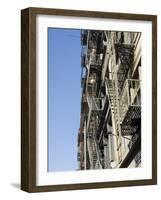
21,7,157,192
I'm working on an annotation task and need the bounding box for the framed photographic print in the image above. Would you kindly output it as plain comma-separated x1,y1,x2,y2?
21,7,157,192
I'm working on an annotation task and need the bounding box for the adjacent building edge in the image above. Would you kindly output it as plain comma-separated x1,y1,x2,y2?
21,7,157,193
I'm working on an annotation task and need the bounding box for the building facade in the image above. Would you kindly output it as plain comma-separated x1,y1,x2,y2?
77,30,141,170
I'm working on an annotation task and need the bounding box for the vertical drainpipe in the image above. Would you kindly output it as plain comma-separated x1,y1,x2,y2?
84,121,87,169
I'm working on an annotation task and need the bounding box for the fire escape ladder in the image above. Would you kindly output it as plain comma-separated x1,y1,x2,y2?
88,99,103,169
86,132,93,168
86,80,103,169
87,122,102,169
93,122,103,169
106,76,122,163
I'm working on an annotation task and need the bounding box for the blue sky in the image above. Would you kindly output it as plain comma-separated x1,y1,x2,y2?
48,28,81,172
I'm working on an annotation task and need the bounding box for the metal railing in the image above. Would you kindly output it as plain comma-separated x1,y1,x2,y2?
120,79,141,123
87,96,103,111
86,54,103,68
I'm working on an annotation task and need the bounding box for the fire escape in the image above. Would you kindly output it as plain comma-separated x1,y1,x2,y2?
78,30,105,169
106,32,141,167
78,31,141,170
86,31,105,169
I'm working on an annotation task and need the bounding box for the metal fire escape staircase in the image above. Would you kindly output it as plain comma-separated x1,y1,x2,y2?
105,42,136,164
86,95,103,169
115,43,141,137
106,74,122,163
105,40,142,167
85,31,104,169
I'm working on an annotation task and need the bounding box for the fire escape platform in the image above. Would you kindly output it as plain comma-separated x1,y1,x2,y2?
121,105,141,136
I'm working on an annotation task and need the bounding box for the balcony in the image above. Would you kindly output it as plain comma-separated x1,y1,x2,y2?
88,31,104,53
90,54,103,66
119,79,141,135
87,96,103,112
86,96,103,132
115,43,134,93
115,43,134,66
86,53,103,71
